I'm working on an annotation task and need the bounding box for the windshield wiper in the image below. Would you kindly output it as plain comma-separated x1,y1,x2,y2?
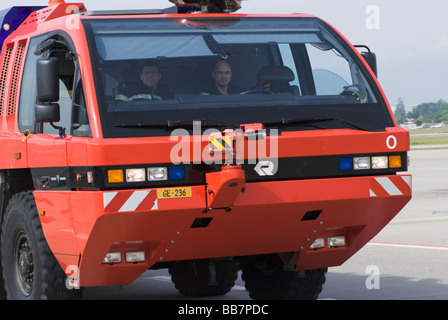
114,116,380,132
114,119,239,130
167,119,239,129
114,123,168,128
280,115,381,132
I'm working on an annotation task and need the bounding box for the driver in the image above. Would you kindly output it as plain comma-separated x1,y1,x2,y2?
201,60,242,95
116,62,174,101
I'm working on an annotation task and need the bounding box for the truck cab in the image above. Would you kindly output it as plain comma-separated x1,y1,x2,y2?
0,0,411,300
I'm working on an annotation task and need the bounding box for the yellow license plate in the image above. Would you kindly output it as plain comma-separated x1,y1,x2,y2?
157,187,192,199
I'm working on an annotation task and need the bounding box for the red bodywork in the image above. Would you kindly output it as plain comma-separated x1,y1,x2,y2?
0,3,411,287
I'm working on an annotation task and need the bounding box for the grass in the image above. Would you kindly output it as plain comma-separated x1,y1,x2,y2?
408,127,448,146
409,127,448,135
411,136,448,145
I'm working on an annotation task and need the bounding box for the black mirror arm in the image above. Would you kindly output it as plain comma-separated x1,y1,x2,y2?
49,122,66,139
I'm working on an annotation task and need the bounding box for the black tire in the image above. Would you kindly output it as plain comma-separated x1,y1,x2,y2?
241,254,327,300
0,256,5,300
169,259,239,297
0,191,81,300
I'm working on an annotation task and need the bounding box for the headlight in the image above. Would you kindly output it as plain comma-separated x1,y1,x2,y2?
309,238,325,250
353,157,371,170
148,167,168,181
126,168,146,182
103,252,121,264
125,251,145,263
372,156,388,169
328,236,346,248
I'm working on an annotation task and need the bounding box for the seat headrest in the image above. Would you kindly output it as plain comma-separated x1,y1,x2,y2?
257,65,295,83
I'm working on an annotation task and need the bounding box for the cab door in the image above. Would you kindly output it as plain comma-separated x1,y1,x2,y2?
18,33,90,185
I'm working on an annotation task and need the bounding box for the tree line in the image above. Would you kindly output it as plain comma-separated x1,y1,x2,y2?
393,98,448,125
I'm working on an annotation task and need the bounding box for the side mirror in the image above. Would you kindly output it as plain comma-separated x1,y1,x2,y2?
36,57,59,102
354,45,378,78
35,102,65,138
361,51,378,77
35,57,65,138
35,103,60,123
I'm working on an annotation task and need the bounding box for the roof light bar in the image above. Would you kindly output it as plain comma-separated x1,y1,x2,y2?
168,0,242,13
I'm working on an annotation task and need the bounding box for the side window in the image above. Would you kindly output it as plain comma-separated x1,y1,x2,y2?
278,44,301,95
305,43,351,95
72,81,91,137
19,34,91,137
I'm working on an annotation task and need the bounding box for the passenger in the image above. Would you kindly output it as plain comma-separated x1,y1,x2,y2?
115,62,174,101
201,60,242,95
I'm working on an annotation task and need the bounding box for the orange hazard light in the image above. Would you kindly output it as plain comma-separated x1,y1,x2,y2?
389,155,402,168
108,169,124,183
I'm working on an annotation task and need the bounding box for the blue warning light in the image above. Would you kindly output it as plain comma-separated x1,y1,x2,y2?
169,166,185,180
339,158,353,171
0,6,44,49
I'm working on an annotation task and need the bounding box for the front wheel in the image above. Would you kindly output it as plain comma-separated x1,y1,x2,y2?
1,191,79,300
169,259,239,297
241,254,327,300
0,255,5,299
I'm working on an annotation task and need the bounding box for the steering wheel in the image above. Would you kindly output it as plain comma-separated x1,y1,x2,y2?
240,89,274,95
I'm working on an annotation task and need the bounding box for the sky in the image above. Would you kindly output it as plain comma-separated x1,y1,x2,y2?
2,0,448,108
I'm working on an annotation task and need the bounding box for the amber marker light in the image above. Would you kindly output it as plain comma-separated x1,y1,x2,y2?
108,169,124,183
389,155,402,168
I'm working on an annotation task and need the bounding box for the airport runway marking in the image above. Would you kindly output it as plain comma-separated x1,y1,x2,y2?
389,217,448,225
368,241,448,251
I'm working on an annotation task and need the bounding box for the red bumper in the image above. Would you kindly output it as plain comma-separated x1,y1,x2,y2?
35,174,411,287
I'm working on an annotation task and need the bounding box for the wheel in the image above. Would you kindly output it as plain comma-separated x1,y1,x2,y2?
0,258,5,300
0,191,81,300
169,259,239,297
241,254,327,300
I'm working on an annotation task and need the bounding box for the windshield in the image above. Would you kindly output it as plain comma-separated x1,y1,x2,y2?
83,17,393,138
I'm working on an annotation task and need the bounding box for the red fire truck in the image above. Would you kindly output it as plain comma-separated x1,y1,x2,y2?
0,0,411,299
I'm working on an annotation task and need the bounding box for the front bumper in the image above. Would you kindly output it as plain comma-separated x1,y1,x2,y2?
35,174,411,287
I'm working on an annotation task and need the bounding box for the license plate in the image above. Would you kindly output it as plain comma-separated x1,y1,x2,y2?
157,187,192,199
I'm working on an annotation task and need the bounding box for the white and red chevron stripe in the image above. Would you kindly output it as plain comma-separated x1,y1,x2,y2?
103,190,158,213
370,175,411,197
